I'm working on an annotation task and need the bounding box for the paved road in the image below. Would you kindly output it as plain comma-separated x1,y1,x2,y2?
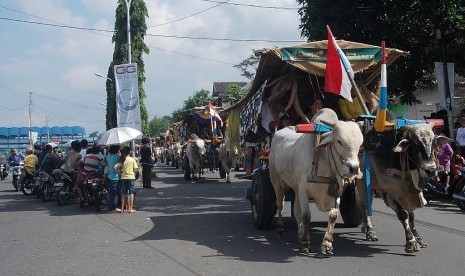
0,164,464,276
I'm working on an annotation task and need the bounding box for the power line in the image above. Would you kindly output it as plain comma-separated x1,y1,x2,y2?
0,17,114,33
0,77,100,110
0,17,304,43
147,33,304,43
0,103,28,111
147,45,235,65
198,0,300,10
149,0,230,28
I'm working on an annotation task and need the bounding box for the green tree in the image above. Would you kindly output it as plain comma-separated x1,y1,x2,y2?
105,0,150,132
296,0,465,104
171,89,212,121
234,53,259,80
223,84,246,105
148,115,172,136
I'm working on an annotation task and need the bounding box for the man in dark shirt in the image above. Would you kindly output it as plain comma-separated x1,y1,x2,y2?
139,137,154,189
37,144,58,174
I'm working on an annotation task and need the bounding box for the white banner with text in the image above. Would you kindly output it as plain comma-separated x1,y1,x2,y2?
114,63,141,131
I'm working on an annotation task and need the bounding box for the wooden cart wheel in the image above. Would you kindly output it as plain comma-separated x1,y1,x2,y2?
340,181,363,227
251,169,277,229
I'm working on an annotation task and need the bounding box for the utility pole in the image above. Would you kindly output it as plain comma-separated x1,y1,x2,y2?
439,0,454,139
45,116,50,143
124,0,136,158
28,92,33,147
125,0,132,64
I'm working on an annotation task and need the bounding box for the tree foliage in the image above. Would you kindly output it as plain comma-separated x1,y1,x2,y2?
233,53,259,80
171,89,212,122
296,0,465,104
105,0,150,132
223,84,247,105
148,115,172,136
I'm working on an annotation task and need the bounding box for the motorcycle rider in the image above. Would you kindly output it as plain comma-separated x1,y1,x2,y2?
75,145,105,206
7,148,25,169
37,144,59,175
21,147,38,185
63,140,82,183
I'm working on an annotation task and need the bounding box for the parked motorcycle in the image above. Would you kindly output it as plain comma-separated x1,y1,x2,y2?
80,172,107,212
19,169,36,196
423,171,456,202
56,171,77,206
0,162,8,180
39,171,56,202
11,161,24,192
452,177,465,211
92,177,108,212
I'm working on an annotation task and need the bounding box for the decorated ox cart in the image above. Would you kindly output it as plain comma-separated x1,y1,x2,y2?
225,39,407,229
178,104,226,181
227,36,447,256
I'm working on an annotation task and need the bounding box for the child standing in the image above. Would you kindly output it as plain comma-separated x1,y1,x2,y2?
115,146,138,213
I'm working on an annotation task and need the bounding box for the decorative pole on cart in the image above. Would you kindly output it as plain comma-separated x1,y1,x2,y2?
208,102,222,171
325,26,374,216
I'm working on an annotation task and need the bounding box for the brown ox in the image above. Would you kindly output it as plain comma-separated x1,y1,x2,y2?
357,123,438,253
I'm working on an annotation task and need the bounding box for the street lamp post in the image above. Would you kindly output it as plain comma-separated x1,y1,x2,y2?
125,0,132,64
124,0,136,157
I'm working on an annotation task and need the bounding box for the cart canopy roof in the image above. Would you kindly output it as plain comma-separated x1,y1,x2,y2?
242,39,407,108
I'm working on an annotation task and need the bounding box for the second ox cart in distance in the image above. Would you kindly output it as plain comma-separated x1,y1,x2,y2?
176,104,227,181
223,39,409,229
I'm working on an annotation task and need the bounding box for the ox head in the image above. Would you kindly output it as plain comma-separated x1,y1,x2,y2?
195,139,207,156
316,120,364,179
392,123,437,180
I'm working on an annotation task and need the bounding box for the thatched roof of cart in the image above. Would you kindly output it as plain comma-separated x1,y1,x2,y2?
227,40,407,112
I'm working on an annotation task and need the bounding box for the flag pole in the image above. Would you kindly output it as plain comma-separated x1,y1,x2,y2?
208,103,217,171
328,26,370,115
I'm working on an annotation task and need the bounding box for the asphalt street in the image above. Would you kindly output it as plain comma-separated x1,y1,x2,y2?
0,163,464,276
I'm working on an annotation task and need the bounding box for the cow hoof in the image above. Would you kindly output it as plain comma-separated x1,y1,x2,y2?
405,240,420,253
416,237,427,248
299,243,311,254
366,230,379,242
226,179,230,183
319,242,334,257
361,225,367,234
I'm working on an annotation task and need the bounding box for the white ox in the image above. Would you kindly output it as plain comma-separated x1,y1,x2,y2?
269,109,364,256
186,134,207,181
356,123,438,253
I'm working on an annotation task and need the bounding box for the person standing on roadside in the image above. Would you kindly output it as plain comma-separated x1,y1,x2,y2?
106,145,121,213
115,146,138,213
139,137,154,189
455,115,465,155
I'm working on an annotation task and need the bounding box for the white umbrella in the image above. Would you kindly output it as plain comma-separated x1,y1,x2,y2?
96,127,142,146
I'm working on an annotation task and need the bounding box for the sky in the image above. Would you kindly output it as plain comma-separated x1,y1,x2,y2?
0,0,304,134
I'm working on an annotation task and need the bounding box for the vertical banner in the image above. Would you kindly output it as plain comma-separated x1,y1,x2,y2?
435,62,455,110
114,63,141,131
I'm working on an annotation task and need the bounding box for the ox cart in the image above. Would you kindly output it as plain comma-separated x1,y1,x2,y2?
228,39,409,229
178,104,227,181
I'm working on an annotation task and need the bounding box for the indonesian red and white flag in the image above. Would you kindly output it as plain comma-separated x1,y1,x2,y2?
324,26,354,101
208,102,223,126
